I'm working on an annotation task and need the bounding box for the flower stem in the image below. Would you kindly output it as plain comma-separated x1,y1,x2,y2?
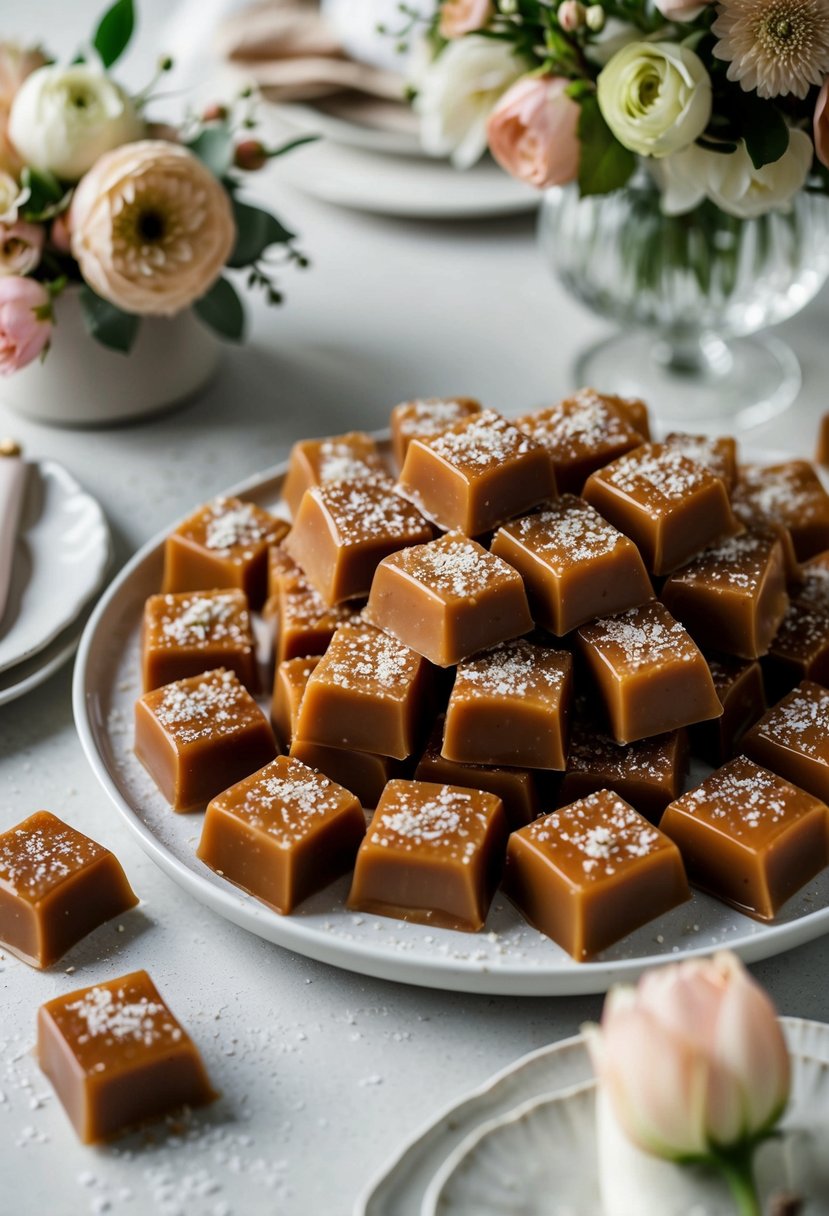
711,1144,762,1216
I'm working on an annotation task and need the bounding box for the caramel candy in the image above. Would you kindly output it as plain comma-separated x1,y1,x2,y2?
661,756,828,920
285,478,432,605
141,589,258,693
661,529,789,660
0,812,137,969
365,532,532,667
271,557,359,668
396,408,556,535
38,971,215,1143
294,622,432,759
663,432,738,492
577,603,722,744
415,716,540,830
690,655,766,766
442,640,572,769
347,780,507,931
743,680,829,803
558,721,688,824
516,389,644,494
282,431,388,517
272,655,319,745
817,413,829,467
607,394,651,441
583,444,739,576
732,461,829,561
765,597,829,700
267,540,298,600
162,496,288,609
390,396,481,469
503,790,690,961
135,668,277,811
198,755,366,913
490,496,653,635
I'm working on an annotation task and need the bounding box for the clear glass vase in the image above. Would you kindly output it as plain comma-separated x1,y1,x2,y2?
538,173,829,429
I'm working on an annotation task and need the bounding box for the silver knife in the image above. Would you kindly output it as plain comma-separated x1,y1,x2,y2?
0,440,28,626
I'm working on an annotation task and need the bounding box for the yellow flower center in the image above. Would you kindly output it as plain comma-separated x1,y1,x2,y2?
757,1,812,59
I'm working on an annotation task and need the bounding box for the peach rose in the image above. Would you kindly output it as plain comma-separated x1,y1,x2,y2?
653,0,713,17
0,276,51,373
70,140,236,317
0,42,47,176
0,221,43,276
486,76,581,189
815,79,829,169
439,0,494,39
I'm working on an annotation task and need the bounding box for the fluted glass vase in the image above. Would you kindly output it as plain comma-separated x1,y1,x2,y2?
538,173,829,429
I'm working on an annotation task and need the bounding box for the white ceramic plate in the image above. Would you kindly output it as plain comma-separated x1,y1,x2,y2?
72,442,829,997
0,459,111,674
272,97,425,159
0,606,92,708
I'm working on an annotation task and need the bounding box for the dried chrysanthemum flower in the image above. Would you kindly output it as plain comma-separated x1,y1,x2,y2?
713,0,829,99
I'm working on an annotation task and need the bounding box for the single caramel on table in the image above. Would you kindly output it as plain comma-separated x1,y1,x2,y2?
141,588,258,693
0,811,137,969
364,532,532,667
557,720,688,824
282,431,389,517
690,654,766,766
390,396,481,469
661,755,829,920
743,680,829,804
38,970,216,1144
732,461,829,562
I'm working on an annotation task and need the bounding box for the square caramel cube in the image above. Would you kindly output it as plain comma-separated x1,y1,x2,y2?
661,529,789,660
515,389,644,494
197,755,366,913
765,598,829,701
390,396,481,469
347,780,507,931
491,496,654,636
294,621,432,760
364,532,532,667
271,655,320,746
273,562,360,668
0,812,137,969
690,655,766,766
577,603,722,744
162,496,289,609
284,479,433,605
134,668,277,812
396,408,556,535
442,640,572,770
141,589,258,693
732,461,829,561
38,970,215,1143
558,721,688,824
282,431,388,517
743,680,829,803
661,756,828,920
663,432,738,492
503,790,690,960
583,444,739,576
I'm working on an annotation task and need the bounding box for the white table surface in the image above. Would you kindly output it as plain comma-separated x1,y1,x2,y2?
3,4,829,1214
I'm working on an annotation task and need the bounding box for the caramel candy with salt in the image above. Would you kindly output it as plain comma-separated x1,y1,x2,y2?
198,755,366,913
577,603,722,744
396,408,556,535
347,780,507,931
491,495,653,635
661,755,828,920
442,640,572,769
817,414,829,467
162,496,289,609
365,532,532,667
134,668,277,812
285,478,432,605
38,970,216,1143
690,655,766,766
271,556,359,668
661,529,789,660
294,621,432,759
282,431,388,517
141,589,258,693
558,721,688,824
583,444,739,576
765,551,829,698
390,396,481,469
743,680,829,803
663,433,738,492
0,812,137,969
503,790,690,961
272,655,319,746
732,461,829,561
516,389,644,494
607,394,651,441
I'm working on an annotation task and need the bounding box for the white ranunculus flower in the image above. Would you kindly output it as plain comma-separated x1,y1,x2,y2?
657,129,813,219
0,170,27,222
597,41,711,158
8,64,143,182
415,36,528,168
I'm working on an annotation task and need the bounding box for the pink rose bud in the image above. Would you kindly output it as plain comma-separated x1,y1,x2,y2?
0,276,51,374
653,0,712,18
486,76,581,190
585,952,790,1160
815,79,829,169
558,1,586,32
50,212,71,254
202,102,228,124
234,139,268,172
438,0,494,39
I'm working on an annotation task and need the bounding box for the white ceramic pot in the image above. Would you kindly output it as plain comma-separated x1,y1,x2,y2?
321,0,435,74
0,286,221,428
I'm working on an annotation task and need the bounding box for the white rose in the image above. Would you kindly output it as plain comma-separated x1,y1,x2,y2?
0,170,27,222
597,41,711,158
657,129,813,219
415,36,528,169
8,65,143,182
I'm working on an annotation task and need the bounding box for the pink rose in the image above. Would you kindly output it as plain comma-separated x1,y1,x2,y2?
0,220,44,276
653,0,713,19
0,276,51,374
439,0,494,39
815,79,829,169
486,76,580,190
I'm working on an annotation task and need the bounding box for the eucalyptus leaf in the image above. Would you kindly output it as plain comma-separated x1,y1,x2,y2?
79,285,140,353
227,199,294,268
194,276,246,341
577,95,635,198
93,0,135,69
187,127,235,178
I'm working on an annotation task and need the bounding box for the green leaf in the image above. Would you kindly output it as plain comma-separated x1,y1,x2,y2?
741,105,789,171
267,134,319,159
577,95,636,198
79,285,140,353
194,276,245,341
227,198,294,268
93,0,135,69
187,127,235,178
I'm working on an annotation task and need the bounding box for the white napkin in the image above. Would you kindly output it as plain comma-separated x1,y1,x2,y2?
0,450,27,626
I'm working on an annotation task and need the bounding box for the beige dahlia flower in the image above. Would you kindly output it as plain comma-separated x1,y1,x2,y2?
70,140,236,317
713,0,829,99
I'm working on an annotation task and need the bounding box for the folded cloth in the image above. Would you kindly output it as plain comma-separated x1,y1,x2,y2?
0,444,28,628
